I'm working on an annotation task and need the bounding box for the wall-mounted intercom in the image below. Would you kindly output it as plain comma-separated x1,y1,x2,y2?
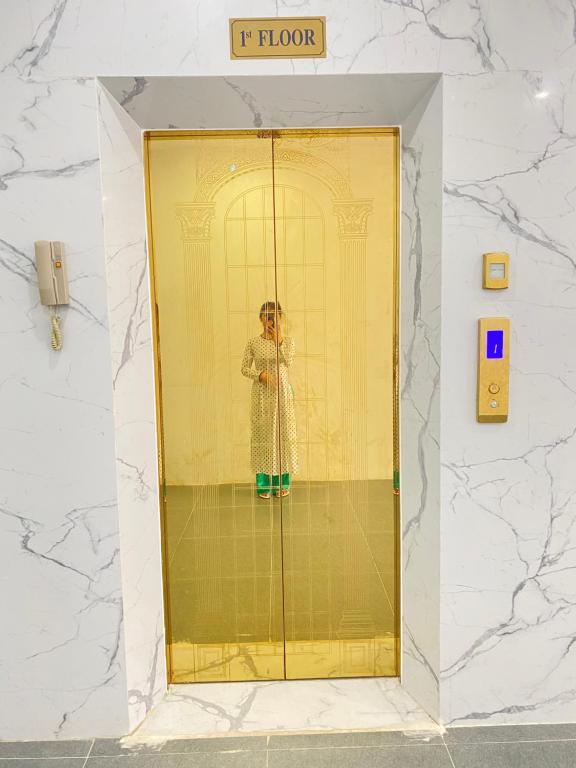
35,241,69,351
477,317,510,423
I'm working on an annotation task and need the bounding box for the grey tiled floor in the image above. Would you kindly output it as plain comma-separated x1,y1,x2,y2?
3,724,576,767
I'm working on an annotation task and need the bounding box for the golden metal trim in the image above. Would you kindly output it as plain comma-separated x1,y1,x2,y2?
144,128,399,141
392,128,401,674
143,134,173,683
270,132,289,678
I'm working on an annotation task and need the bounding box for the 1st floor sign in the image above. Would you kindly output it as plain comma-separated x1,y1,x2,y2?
230,17,326,59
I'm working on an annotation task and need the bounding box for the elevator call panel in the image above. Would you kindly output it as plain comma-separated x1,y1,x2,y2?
477,317,510,423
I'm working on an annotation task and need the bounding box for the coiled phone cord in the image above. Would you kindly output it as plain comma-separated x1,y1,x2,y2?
51,312,62,351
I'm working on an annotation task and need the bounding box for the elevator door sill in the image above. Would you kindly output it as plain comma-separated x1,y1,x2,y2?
130,678,436,741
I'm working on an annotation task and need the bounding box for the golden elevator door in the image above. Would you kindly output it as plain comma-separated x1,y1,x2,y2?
272,130,399,678
145,128,399,683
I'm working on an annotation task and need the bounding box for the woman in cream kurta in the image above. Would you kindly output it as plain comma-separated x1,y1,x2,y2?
241,302,299,498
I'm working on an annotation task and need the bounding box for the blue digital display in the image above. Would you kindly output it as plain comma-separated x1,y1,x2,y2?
486,329,504,359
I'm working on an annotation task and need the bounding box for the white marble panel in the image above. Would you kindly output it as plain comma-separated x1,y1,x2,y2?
100,74,438,130
439,66,576,726
130,679,438,740
0,74,129,738
97,83,167,730
400,79,443,721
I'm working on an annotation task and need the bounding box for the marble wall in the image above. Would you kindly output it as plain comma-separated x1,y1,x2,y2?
440,65,576,723
1,0,576,739
400,80,442,722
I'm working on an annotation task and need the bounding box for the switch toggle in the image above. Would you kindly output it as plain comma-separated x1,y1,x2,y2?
477,318,510,423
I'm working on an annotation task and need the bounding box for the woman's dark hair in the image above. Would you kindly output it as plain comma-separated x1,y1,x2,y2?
260,300,283,316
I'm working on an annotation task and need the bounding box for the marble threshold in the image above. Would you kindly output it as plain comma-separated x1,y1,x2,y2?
127,678,440,744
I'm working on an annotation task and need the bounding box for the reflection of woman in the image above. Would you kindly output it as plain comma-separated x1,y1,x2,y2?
241,301,299,499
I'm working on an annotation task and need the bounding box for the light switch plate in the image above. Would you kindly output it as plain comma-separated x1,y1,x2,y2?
483,251,509,289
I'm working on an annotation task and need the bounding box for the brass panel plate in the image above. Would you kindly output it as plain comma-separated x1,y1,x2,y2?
230,17,326,59
483,251,509,289
477,317,510,423
170,641,285,683
285,637,396,679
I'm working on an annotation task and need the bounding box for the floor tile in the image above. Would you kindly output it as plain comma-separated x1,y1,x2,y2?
445,722,576,743
87,758,183,768
268,744,453,768
88,752,266,767
179,754,266,767
0,740,91,758
448,740,576,768
269,729,442,750
92,736,267,755
0,761,86,768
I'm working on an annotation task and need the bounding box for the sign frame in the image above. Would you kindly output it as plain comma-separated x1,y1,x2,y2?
230,17,327,60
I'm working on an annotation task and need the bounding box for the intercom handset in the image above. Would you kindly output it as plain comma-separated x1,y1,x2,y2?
35,241,69,305
34,241,69,351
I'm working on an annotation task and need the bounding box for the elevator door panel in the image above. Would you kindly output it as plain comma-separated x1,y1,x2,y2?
272,132,398,678
147,134,284,682
145,129,399,683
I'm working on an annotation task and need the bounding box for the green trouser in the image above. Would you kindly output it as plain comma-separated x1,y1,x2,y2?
256,473,290,493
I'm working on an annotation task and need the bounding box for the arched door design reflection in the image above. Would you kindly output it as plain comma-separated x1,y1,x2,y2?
145,129,399,683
